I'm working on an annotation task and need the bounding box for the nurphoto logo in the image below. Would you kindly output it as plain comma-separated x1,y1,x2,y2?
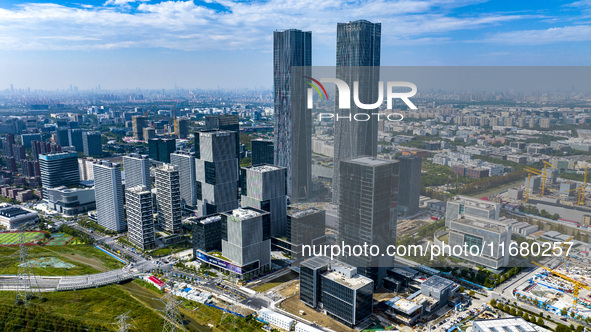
306,76,417,122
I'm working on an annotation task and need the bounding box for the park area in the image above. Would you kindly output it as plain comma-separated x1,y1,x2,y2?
0,231,78,246
0,244,124,276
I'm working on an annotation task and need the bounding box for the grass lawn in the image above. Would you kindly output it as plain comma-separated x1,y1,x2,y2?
0,244,124,276
0,285,164,331
0,231,45,245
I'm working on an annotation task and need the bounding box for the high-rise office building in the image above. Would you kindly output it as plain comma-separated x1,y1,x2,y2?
251,139,274,166
286,206,326,259
148,138,176,163
132,115,148,140
194,130,239,217
299,255,330,308
204,114,240,159
397,156,422,217
174,118,190,139
123,154,151,190
191,214,222,254
143,127,155,142
55,128,70,147
170,151,197,208
273,29,312,203
338,157,397,287
333,20,381,204
155,164,182,234
93,161,126,232
21,133,41,149
68,129,84,152
221,208,271,277
126,185,156,250
240,164,287,236
191,207,271,280
39,152,80,198
82,131,102,157
299,257,374,327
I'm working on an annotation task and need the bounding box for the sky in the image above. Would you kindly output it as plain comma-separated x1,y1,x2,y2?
1,0,591,90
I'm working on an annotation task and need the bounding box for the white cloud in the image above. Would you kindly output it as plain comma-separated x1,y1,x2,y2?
485,25,591,44
0,0,529,51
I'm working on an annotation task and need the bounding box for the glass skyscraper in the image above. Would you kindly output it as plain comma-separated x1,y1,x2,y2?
273,29,312,203
337,157,397,288
333,20,381,204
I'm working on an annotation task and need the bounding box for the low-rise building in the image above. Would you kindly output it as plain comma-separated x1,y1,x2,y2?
0,204,39,230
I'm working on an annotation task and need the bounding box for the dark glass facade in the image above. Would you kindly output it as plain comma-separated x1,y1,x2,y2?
273,29,312,202
333,20,381,204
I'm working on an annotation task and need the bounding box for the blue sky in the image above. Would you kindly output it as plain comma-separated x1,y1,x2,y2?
1,0,591,90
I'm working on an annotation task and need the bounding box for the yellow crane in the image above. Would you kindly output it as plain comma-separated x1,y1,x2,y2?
532,260,590,305
541,161,557,197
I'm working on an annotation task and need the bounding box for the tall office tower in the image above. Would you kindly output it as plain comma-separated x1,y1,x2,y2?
155,164,182,234
123,154,151,189
13,145,26,162
68,129,84,152
126,185,156,250
338,157,398,287
397,156,422,217
39,152,80,198
132,115,148,140
287,206,326,259
204,115,240,159
31,140,41,160
6,157,16,172
143,127,155,142
21,133,41,149
82,131,102,157
299,256,330,308
273,29,312,203
221,208,271,275
55,128,70,147
194,130,239,217
148,138,176,163
333,20,381,204
174,118,190,139
78,157,97,181
5,133,15,156
240,165,287,236
170,151,197,208
93,161,126,232
251,139,274,166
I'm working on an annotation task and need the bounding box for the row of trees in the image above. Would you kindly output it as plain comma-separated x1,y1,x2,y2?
58,225,94,244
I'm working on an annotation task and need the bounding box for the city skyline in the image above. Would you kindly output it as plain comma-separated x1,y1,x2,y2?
2,0,591,90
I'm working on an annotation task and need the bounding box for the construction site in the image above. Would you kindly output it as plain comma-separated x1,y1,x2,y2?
513,263,591,322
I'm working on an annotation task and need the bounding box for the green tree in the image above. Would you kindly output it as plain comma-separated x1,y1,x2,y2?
536,317,544,326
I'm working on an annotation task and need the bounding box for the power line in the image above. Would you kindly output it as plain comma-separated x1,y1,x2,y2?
162,292,185,332
15,226,42,306
116,311,132,332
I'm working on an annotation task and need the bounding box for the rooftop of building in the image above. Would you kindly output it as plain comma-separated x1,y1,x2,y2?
38,152,78,160
300,256,330,269
127,185,151,194
472,318,536,332
247,164,285,172
193,214,222,225
0,205,37,219
224,207,264,221
289,207,323,218
450,217,508,234
389,298,421,314
347,156,396,166
323,269,373,289
422,275,455,291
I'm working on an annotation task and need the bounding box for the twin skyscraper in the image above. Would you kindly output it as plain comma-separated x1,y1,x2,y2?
273,20,382,204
